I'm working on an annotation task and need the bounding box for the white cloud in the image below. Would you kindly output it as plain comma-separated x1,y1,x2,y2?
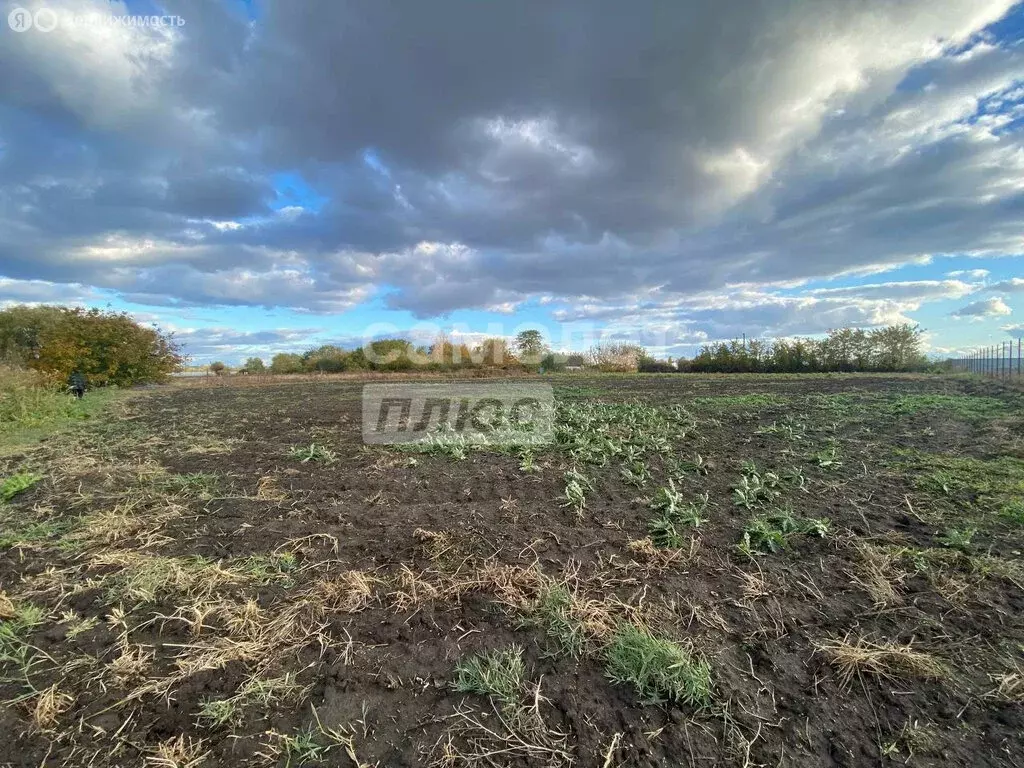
952,296,1012,317
990,277,1024,292
0,0,1022,330
947,268,990,279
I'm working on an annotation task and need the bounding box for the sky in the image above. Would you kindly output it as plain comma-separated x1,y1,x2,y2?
1,0,1023,364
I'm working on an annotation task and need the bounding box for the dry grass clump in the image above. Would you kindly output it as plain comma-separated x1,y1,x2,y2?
387,565,448,610
144,735,210,768
108,640,155,685
0,590,15,619
414,527,457,562
90,552,248,603
985,666,1024,703
625,536,699,571
850,542,908,608
30,684,73,730
816,634,947,687
310,570,380,613
255,474,287,501
475,562,547,610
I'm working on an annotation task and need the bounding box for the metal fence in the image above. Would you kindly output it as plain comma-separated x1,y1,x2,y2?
948,338,1023,378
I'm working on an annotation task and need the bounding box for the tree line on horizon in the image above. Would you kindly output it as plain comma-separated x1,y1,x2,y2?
215,324,929,376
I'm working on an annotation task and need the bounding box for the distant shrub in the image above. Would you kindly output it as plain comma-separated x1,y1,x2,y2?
242,357,266,374
269,353,304,374
638,356,676,373
589,343,644,372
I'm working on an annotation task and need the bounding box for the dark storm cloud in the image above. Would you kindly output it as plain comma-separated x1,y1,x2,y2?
0,0,1022,323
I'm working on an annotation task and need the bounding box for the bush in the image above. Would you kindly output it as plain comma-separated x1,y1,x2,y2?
269,353,304,374
209,361,227,376
242,357,266,374
589,343,644,372
638,356,676,373
0,305,182,386
302,345,348,373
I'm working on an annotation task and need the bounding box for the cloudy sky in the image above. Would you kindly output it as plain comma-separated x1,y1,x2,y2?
2,0,1023,363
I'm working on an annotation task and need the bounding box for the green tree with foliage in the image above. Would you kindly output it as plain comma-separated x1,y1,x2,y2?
474,338,520,368
687,325,926,374
242,357,266,374
269,353,304,374
515,329,547,365
209,361,227,376
0,305,182,386
302,345,348,373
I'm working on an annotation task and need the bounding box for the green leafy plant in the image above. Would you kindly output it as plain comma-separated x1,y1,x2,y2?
937,527,976,552
814,446,843,470
620,460,651,487
647,485,708,548
738,508,830,555
561,467,591,517
287,443,337,463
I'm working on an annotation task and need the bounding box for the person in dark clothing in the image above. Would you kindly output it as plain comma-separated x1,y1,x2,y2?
69,371,87,399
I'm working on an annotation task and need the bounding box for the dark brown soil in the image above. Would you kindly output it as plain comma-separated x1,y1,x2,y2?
1,373,1022,767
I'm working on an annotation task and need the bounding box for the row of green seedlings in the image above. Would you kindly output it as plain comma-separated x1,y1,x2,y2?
410,398,699,464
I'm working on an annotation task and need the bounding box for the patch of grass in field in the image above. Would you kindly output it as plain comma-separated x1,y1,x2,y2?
453,645,526,705
554,385,614,400
899,451,1024,523
875,544,1024,593
158,472,220,498
0,472,42,502
0,371,124,455
809,393,1008,423
887,394,1008,421
525,585,589,658
604,623,712,706
199,673,308,728
690,393,786,413
235,552,299,585
0,599,47,688
95,553,249,604
445,643,571,762
0,513,76,550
